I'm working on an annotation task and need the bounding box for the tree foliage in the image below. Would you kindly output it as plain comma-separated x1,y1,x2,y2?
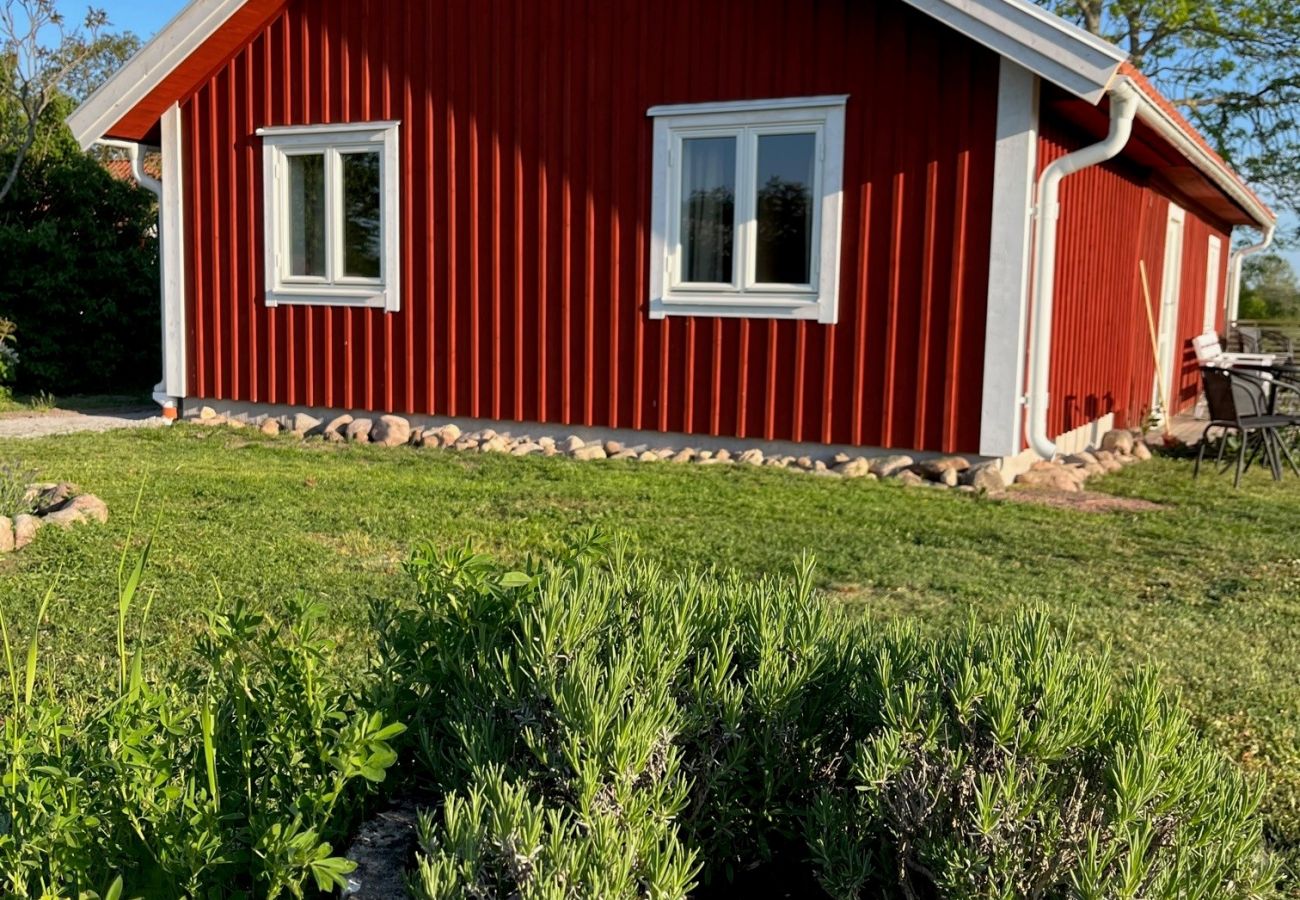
1038,0,1299,233
0,3,157,394
1238,254,1300,320
0,142,159,393
0,1,116,204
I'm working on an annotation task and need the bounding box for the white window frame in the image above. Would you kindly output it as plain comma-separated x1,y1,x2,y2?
647,96,847,324
258,121,401,311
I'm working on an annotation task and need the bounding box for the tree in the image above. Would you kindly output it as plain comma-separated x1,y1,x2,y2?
1237,254,1300,320
1038,0,1300,234
0,1,109,204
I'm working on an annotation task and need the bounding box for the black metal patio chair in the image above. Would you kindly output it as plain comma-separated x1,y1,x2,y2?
1195,366,1298,487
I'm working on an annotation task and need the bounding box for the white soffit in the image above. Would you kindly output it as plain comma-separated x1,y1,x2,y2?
899,0,1127,104
66,0,250,149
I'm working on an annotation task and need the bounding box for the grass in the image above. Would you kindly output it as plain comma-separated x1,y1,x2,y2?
2,424,1300,877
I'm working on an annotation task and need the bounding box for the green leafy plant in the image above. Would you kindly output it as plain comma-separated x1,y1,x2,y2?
0,526,404,898
0,316,17,393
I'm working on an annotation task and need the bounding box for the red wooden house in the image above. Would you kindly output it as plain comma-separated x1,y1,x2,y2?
69,0,1275,462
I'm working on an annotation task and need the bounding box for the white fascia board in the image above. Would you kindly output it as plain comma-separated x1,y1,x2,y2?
67,0,250,150
1123,79,1277,229
899,0,1126,104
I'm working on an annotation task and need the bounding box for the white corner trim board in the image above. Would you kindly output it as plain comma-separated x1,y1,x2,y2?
979,59,1039,459
160,104,188,400
67,0,249,149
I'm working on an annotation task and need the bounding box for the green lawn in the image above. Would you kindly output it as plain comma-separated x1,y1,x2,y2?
3,424,1300,876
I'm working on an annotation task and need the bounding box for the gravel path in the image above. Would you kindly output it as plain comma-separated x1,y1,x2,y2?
0,407,167,439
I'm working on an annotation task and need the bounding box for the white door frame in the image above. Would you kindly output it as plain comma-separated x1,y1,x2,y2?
1203,235,1223,333
1153,204,1186,420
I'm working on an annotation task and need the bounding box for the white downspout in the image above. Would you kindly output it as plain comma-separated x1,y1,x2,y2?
97,139,176,417
1225,225,1275,325
1025,80,1140,459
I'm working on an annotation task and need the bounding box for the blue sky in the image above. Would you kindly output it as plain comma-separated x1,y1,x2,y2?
70,1,180,39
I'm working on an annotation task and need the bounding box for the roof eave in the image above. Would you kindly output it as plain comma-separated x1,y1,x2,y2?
66,0,249,149
1122,77,1277,229
898,0,1127,103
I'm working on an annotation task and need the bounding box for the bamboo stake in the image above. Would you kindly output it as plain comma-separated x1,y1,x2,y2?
1140,260,1174,440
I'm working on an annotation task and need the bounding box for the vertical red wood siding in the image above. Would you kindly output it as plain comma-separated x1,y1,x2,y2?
1039,112,1230,437
182,0,999,453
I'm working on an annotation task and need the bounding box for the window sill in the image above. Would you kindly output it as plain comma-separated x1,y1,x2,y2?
266,288,397,311
650,295,835,324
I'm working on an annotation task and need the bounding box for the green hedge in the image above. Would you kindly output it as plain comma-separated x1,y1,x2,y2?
0,148,159,394
375,535,1278,899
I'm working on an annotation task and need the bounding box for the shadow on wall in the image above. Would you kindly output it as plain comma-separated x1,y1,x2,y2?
1060,392,1116,433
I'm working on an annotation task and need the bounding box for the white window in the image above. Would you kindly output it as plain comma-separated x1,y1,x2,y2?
647,96,847,324
258,121,401,311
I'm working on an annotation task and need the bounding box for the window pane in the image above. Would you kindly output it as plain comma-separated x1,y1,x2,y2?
679,136,735,284
754,133,816,285
342,151,382,279
287,154,326,277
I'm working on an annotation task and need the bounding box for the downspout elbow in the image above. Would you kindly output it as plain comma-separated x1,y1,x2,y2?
1026,81,1140,459
1226,224,1275,324
96,139,161,198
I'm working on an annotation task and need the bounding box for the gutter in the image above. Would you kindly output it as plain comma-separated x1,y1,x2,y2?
1225,225,1276,324
1025,80,1140,459
96,139,178,419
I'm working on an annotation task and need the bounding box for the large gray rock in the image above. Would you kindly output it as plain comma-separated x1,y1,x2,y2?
371,415,411,448
561,435,586,453
13,514,42,550
292,413,324,437
1100,429,1134,455
572,445,607,461
346,418,374,443
1132,441,1153,461
919,456,971,478
835,457,872,479
670,449,695,464
324,414,354,440
437,424,463,446
871,454,915,478
962,465,1006,492
0,517,12,553
31,482,77,513
738,448,765,466
259,418,282,436
480,435,511,453
1016,467,1081,493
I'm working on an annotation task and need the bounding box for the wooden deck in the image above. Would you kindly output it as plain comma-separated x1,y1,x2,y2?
1148,412,1209,446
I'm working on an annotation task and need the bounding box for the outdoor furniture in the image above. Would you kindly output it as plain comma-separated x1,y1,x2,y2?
1193,330,1284,370
1195,366,1299,487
